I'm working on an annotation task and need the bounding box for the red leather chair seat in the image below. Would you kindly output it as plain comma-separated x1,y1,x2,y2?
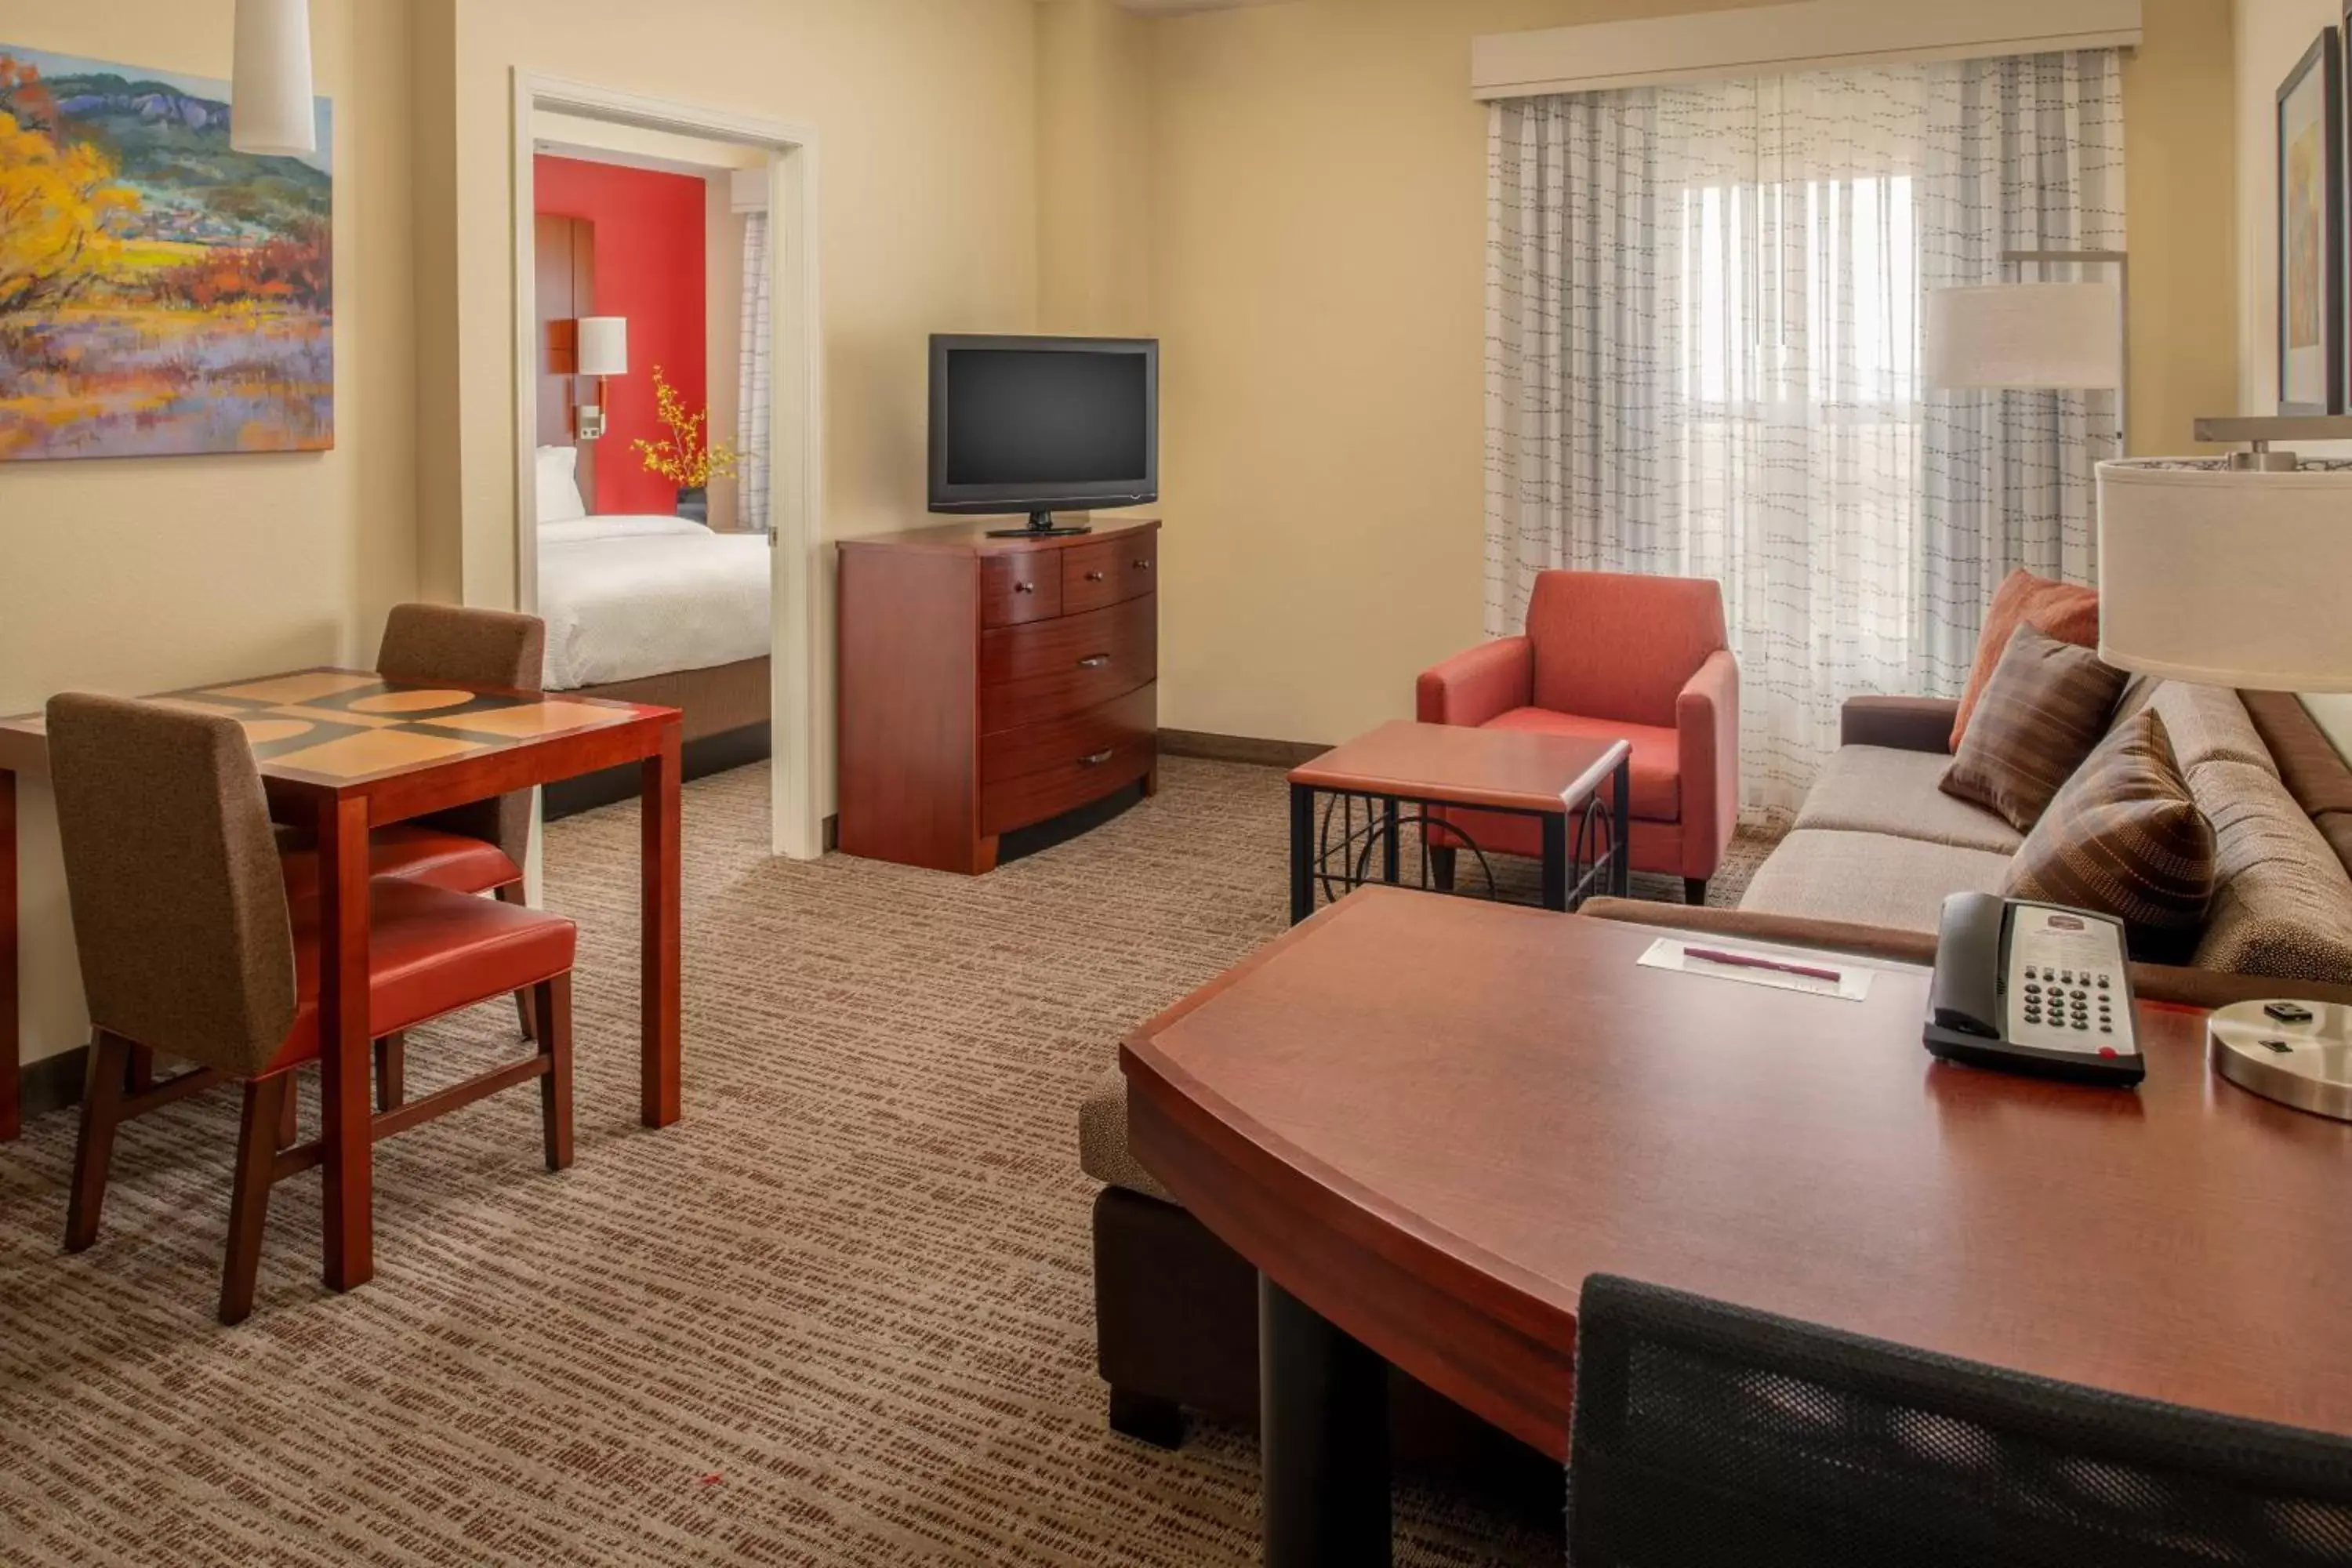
279,825,522,903
263,881,575,1074
1483,706,1682,821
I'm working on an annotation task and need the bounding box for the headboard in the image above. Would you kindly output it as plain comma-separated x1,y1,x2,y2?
534,213,597,514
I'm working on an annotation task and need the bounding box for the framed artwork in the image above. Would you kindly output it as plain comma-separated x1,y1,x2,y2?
2277,28,2342,416
0,43,332,462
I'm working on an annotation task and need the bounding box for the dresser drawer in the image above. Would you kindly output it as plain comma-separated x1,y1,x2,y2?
979,596,1156,732
1062,535,1157,614
979,684,1156,834
982,551,1062,627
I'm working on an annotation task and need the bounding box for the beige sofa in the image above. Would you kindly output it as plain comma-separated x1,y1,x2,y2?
1586,678,2352,1010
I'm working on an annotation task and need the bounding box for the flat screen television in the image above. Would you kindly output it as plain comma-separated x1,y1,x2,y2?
928,335,1159,536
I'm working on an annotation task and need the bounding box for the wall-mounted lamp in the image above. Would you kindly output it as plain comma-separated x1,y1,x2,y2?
575,316,629,441
230,0,317,157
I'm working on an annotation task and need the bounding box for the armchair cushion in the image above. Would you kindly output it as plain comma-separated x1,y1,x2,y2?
1526,570,1729,728
1485,707,1681,821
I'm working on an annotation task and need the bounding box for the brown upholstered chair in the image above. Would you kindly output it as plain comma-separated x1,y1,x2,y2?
48,694,579,1324
278,604,549,1098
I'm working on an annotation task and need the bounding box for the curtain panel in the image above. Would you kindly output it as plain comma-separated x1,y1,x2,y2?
1485,51,2123,819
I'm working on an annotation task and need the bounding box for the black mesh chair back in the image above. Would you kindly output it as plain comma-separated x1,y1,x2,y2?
1568,1273,2352,1567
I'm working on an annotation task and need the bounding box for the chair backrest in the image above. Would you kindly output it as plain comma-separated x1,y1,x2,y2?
1526,571,1726,728
376,603,546,865
1568,1273,2352,1567
45,694,297,1077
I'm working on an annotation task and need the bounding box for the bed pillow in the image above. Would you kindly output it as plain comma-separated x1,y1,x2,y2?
1940,622,2129,833
535,445,587,524
1950,569,2100,752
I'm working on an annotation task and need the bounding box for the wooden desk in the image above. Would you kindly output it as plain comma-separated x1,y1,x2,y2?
1123,888,2352,1565
0,670,684,1295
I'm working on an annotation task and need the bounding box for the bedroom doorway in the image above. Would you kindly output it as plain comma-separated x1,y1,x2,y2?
507,73,824,864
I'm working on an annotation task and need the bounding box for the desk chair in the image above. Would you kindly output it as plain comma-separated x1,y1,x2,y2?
49,695,578,1324
1568,1273,2352,1566
278,603,548,1109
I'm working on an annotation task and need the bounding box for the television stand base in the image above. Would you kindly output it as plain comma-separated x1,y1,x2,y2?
986,509,1093,539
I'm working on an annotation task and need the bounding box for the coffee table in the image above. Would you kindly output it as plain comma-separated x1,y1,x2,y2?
1287,720,1630,923
1122,889,2352,1565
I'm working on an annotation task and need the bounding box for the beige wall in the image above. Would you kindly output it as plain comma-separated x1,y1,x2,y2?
2233,0,2352,748
1146,0,2240,746
1037,0,1156,334
0,0,418,1066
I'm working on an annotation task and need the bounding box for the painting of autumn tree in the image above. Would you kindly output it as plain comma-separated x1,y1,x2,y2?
0,44,331,461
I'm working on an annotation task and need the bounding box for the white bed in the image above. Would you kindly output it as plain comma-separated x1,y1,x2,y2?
536,514,771,691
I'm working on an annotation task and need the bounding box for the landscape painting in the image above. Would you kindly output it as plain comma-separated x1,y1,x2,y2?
0,43,331,462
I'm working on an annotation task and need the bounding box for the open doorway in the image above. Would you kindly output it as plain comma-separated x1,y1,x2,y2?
507,74,823,862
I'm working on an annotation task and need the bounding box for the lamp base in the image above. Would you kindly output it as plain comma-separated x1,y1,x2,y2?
2209,1000,2352,1120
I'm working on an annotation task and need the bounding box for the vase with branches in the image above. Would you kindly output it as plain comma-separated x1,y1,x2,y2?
632,365,740,524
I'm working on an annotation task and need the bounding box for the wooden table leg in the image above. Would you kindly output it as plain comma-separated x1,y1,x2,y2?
2,768,17,1143
317,793,374,1291
641,722,682,1128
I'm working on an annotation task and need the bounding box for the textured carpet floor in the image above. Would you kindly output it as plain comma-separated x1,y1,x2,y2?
0,758,1773,1566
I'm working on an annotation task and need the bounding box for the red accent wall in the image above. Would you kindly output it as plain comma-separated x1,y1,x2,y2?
535,155,708,517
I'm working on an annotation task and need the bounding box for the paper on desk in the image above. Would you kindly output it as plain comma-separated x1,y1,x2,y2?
1637,938,1874,1002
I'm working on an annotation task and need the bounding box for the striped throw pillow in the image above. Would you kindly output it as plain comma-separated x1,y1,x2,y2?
2003,708,2217,962
1940,623,2129,832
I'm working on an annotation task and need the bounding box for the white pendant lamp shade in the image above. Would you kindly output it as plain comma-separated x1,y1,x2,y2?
230,0,316,157
2096,459,2352,691
1926,282,2124,390
577,318,630,378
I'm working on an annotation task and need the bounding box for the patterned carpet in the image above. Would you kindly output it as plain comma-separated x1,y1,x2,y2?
0,757,1773,1566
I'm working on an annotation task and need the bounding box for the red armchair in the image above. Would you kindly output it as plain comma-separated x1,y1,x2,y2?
1417,570,1739,904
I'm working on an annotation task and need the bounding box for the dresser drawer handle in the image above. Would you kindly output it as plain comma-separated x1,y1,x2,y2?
1012,580,1036,594
1079,749,1114,768
1132,559,1152,571
1084,570,1106,583
1076,654,1112,669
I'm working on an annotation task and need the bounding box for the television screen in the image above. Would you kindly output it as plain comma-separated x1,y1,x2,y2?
929,336,1158,521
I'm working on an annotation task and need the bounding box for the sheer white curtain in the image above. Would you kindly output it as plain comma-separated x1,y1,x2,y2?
1486,52,2123,819
736,211,773,533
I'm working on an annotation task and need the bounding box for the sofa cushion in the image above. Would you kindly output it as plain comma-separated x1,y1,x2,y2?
1079,1069,1173,1203
2004,709,2215,963
1795,745,2024,855
1940,625,2128,833
1737,829,2014,935
2109,678,2278,776
1484,706,1680,821
2188,760,2352,983
1951,568,2100,750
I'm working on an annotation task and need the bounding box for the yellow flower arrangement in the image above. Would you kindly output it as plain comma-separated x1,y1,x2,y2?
632,365,742,490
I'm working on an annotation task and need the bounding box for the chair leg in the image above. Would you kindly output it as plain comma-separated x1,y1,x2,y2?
538,974,574,1173
497,884,538,1042
1686,877,1708,906
125,1043,157,1094
221,1074,291,1327
374,1033,405,1113
275,1070,300,1150
65,1033,132,1254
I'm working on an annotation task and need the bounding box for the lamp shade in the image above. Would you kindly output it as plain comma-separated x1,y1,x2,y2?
576,318,629,378
230,0,317,157
1926,282,2123,390
2096,459,2352,691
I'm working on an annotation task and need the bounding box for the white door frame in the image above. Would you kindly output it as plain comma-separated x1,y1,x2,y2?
508,70,826,862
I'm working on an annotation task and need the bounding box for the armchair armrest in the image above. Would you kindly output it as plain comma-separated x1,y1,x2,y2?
1675,649,1740,881
1842,695,1959,754
1417,636,1533,728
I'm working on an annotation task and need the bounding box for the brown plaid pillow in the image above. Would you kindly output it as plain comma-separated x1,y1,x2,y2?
1940,622,2129,831
2003,707,2216,962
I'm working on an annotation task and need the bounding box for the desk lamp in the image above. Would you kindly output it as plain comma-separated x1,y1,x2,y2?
2098,418,2352,1118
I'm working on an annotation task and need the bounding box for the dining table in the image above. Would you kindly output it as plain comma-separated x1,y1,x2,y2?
0,666,684,1293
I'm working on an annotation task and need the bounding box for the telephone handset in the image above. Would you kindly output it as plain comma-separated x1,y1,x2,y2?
1924,892,2143,1087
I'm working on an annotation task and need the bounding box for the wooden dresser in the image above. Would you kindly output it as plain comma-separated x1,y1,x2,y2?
837,517,1160,873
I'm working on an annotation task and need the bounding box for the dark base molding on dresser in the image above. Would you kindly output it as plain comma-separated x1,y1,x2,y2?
1158,730,1330,769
